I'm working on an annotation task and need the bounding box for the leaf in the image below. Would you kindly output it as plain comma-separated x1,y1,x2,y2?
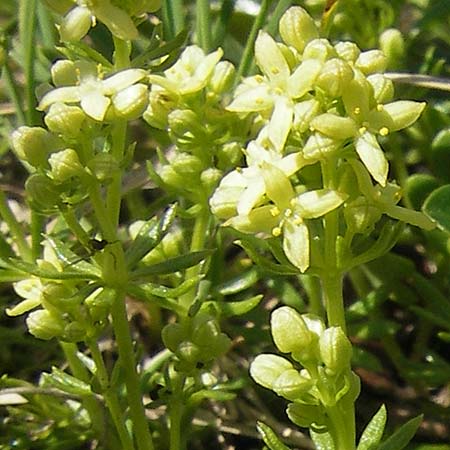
310,430,335,450
215,267,260,295
357,404,387,450
202,295,263,317
423,184,450,233
130,250,212,278
405,174,440,210
256,422,291,450
56,42,113,68
377,414,423,450
40,367,92,397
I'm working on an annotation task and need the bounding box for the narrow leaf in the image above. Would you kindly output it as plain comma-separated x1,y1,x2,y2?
256,422,291,450
378,415,423,450
357,404,387,450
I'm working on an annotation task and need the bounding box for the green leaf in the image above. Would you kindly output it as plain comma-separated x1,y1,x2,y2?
357,404,387,450
431,128,450,183
56,42,113,68
405,174,440,210
378,414,423,450
126,284,184,313
125,204,177,268
310,430,335,450
130,250,212,278
40,367,92,397
423,184,450,233
215,267,259,295
256,422,291,450
202,295,263,317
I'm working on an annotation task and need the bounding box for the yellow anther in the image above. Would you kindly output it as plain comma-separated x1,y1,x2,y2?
354,107,361,115
270,206,281,217
379,127,389,136
255,75,264,84
255,98,264,105
284,208,292,218
377,104,384,112
272,226,282,237
271,67,280,75
293,217,303,225
274,87,283,95
359,126,367,134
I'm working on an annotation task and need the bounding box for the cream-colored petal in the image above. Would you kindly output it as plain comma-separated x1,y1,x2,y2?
355,132,388,186
80,91,111,121
283,220,310,272
38,86,82,110
296,189,346,219
287,59,322,99
310,113,357,140
267,97,293,151
102,69,147,94
6,298,41,316
226,85,274,112
383,101,426,132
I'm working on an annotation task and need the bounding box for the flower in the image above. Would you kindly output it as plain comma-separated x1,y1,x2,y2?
38,60,147,121
59,0,139,41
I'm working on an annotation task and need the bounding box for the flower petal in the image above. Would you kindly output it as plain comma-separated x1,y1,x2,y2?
261,162,295,209
80,91,111,121
103,69,147,94
226,85,274,112
267,96,294,151
283,220,310,272
295,189,346,219
310,113,357,140
383,101,426,132
355,132,389,186
38,86,81,110
287,59,322,99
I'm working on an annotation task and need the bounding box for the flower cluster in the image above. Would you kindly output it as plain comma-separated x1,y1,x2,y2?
250,306,359,431
210,6,429,272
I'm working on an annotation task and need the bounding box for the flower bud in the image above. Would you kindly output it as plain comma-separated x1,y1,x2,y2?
201,168,223,193
85,287,115,322
26,309,65,340
287,403,326,428
216,142,242,169
271,306,314,354
48,149,85,182
63,321,86,342
11,126,59,168
112,83,149,120
88,154,120,182
159,164,185,189
25,173,62,211
171,153,203,175
168,109,204,142
41,283,79,314
367,74,394,103
279,6,319,52
177,341,201,363
44,102,86,137
334,41,360,63
303,38,335,62
379,28,405,70
344,197,381,233
310,113,357,140
250,354,293,390
303,132,340,160
59,6,92,42
162,322,185,352
316,58,354,97
209,61,235,94
273,369,313,400
355,50,387,74
51,60,78,86
319,326,352,374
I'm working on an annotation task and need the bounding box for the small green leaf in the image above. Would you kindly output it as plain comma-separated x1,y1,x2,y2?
378,414,423,450
357,404,387,450
431,128,450,183
405,174,440,210
202,295,263,317
423,185,450,233
256,422,291,450
41,367,92,397
310,430,335,450
215,267,259,295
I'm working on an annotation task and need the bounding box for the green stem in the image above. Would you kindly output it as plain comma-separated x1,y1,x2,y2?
327,403,355,450
299,273,324,318
321,272,346,332
2,62,26,126
30,210,44,261
180,207,210,310
196,0,212,52
235,0,272,82
169,398,183,450
161,0,185,40
61,207,92,251
88,339,135,450
60,342,114,448
110,290,155,450
0,190,31,261
89,184,117,242
19,0,38,125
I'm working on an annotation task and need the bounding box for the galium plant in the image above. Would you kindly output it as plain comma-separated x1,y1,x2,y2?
1,1,449,449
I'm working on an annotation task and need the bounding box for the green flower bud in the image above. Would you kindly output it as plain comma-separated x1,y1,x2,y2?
316,58,354,97
41,282,79,314
271,306,314,355
310,113,357,140
293,99,321,133
11,126,60,168
250,354,293,390
209,61,235,94
143,90,176,129
88,153,120,182
44,102,86,138
216,142,243,169
85,287,115,322
162,322,185,352
42,0,73,14
344,197,381,233
303,132,340,160
367,74,394,103
319,326,352,374
287,403,326,428
25,173,63,211
177,341,201,363
379,28,405,70
51,60,78,86
334,41,360,63
273,369,313,400
303,38,335,62
143,226,184,265
59,6,92,42
159,164,185,189
63,321,86,342
26,309,65,340
168,109,204,142
355,50,387,74
201,168,223,193
171,153,203,175
48,149,85,182
279,6,319,52
111,83,148,120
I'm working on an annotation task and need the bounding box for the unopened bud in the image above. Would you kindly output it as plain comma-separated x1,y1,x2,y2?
316,58,354,97
59,6,92,42
209,61,235,94
45,103,86,137
26,309,64,340
88,154,120,182
303,38,335,62
367,74,394,103
250,354,293,390
319,326,352,374
112,83,149,120
201,168,223,193
355,50,387,74
25,173,62,211
334,41,360,63
51,60,77,86
49,149,85,182
171,153,203,175
279,7,319,53
379,28,405,70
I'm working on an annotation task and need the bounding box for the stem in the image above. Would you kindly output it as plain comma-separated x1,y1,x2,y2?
326,403,355,450
299,273,324,318
169,398,183,450
19,0,39,125
321,272,346,332
0,190,31,261
2,62,26,126
88,339,135,450
110,290,155,450
196,0,212,52
161,0,185,40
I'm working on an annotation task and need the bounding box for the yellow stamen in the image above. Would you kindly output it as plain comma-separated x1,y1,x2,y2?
379,127,389,136
359,126,367,134
284,208,292,218
354,107,361,115
377,104,384,112
272,226,282,237
270,206,280,217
